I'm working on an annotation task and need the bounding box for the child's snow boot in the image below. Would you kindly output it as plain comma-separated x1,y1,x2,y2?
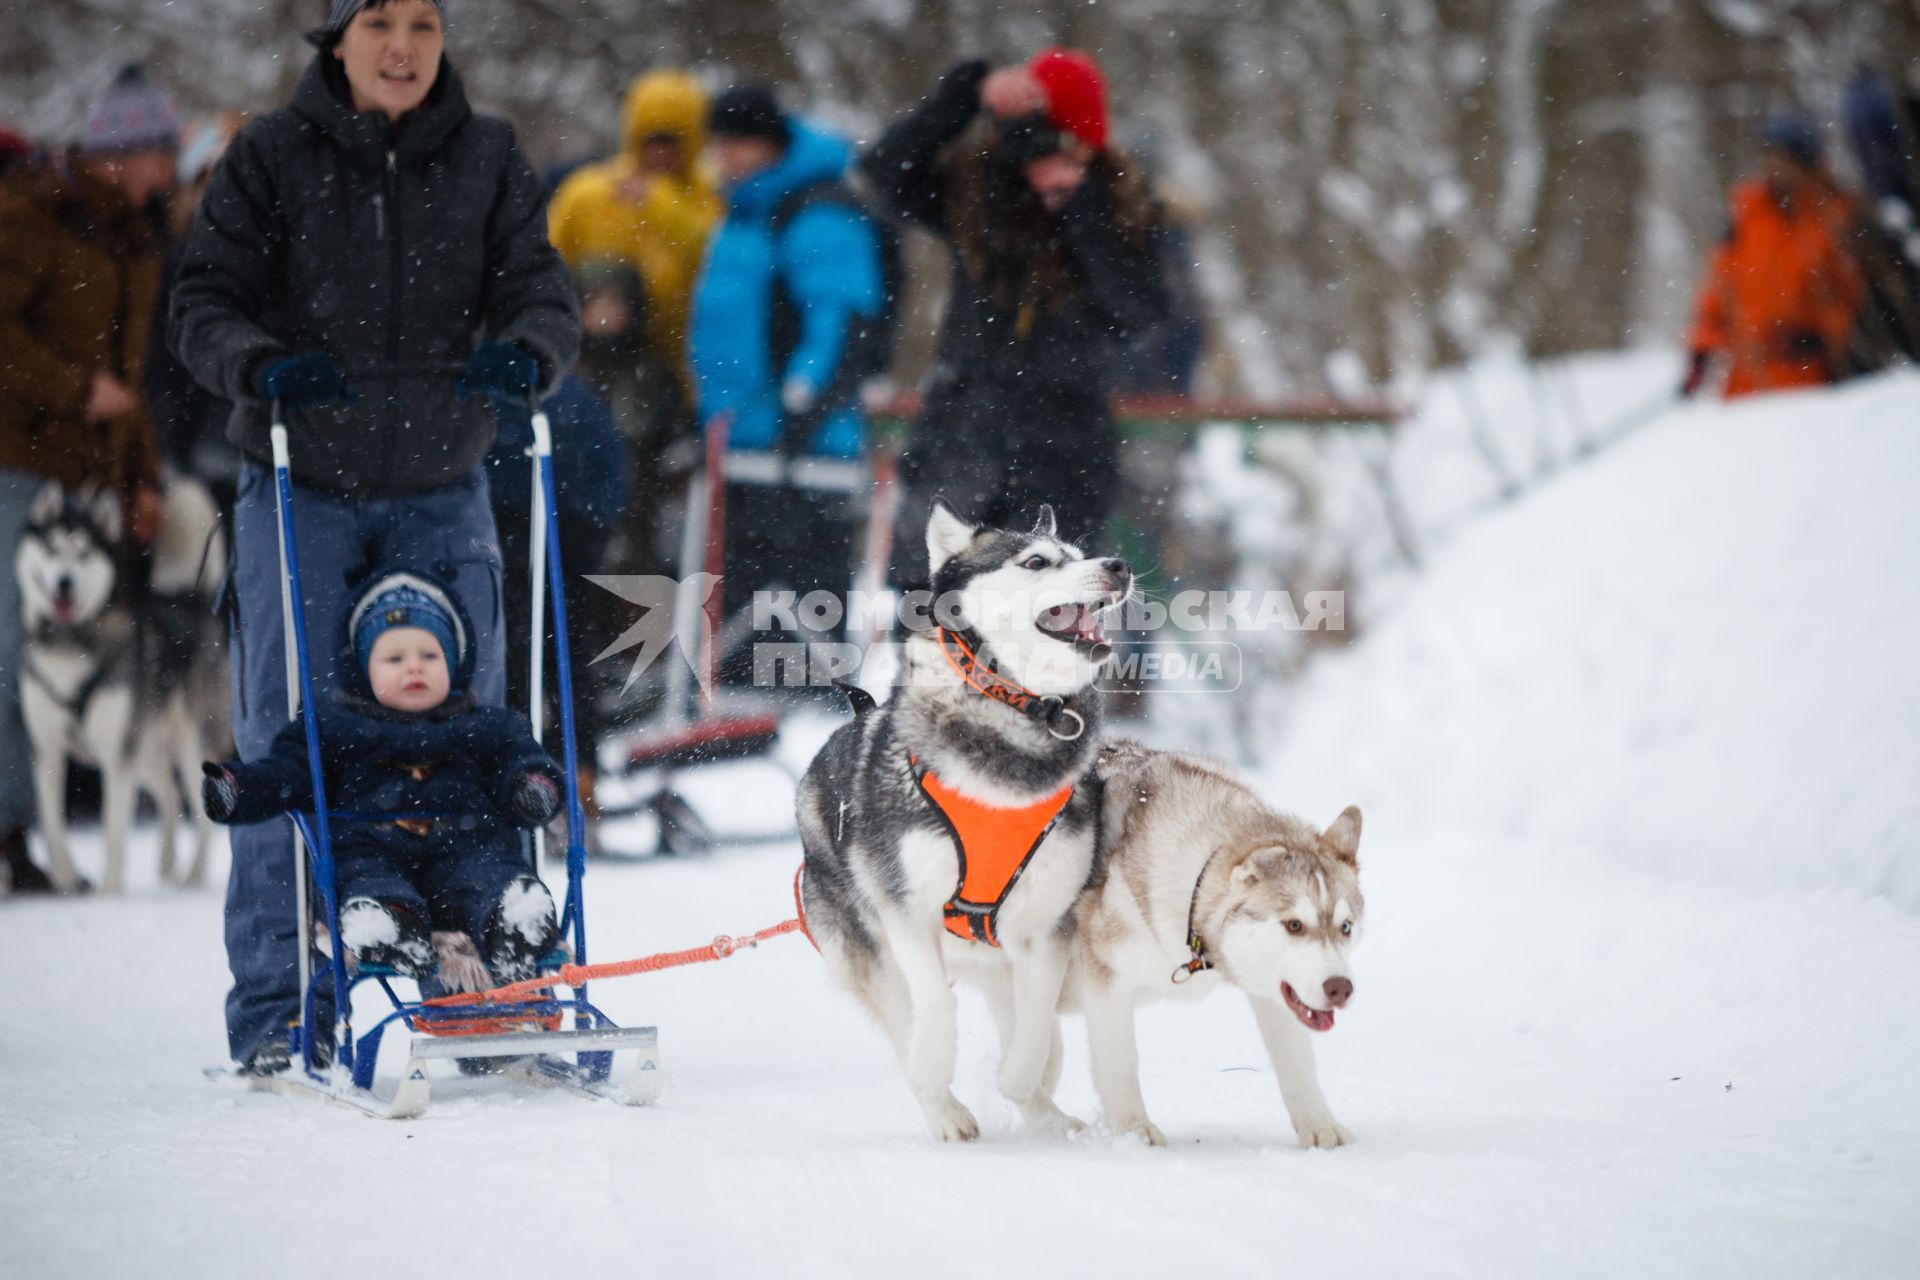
484,875,560,982
340,897,435,978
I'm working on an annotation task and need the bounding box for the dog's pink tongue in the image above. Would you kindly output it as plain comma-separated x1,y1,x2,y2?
1285,983,1337,1032
1042,604,1107,645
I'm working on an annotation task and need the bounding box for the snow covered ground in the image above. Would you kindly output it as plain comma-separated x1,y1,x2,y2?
4,365,1919,1278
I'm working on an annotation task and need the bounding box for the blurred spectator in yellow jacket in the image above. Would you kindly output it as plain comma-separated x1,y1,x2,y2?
548,71,720,386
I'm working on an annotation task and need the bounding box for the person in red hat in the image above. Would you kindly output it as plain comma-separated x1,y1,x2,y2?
863,48,1169,587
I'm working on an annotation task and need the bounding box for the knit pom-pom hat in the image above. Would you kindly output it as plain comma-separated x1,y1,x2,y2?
1027,47,1108,152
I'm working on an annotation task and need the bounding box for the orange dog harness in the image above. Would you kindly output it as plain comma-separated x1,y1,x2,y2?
910,755,1075,946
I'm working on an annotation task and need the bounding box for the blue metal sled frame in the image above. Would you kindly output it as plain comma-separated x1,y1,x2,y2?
266,405,658,1110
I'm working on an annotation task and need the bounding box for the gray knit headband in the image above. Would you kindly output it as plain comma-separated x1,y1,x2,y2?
325,0,446,33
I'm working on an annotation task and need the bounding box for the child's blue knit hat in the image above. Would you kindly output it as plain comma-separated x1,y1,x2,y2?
349,573,466,684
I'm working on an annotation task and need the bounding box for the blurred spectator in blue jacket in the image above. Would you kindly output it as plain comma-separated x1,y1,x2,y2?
688,84,884,686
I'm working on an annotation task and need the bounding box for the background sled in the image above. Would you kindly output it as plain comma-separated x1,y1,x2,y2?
594,416,858,857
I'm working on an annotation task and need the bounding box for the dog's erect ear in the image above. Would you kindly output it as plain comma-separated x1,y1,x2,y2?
88,486,123,545
1230,858,1260,889
1032,504,1058,541
926,497,976,574
1320,806,1362,866
28,482,64,529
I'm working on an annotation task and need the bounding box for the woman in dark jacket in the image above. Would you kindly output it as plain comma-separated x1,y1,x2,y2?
170,0,579,1076
862,49,1167,585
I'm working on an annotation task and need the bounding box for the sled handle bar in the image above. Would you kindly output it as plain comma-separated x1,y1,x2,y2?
522,395,591,970
270,422,349,1071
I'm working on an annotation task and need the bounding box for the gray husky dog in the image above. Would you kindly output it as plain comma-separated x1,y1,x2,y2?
1069,740,1365,1148
798,501,1131,1140
15,481,229,893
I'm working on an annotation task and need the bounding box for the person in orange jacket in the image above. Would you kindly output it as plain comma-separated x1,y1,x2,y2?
1683,110,1864,399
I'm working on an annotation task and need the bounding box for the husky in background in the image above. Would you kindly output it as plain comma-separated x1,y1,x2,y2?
798,501,1131,1140
15,480,230,893
1070,740,1365,1148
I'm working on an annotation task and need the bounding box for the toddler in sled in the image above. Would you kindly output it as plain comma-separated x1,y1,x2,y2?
204,572,564,989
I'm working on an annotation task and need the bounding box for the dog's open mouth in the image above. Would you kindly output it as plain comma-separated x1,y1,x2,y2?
51,597,75,625
1037,602,1110,653
1282,982,1335,1032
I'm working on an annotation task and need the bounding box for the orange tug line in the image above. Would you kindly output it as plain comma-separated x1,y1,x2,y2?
420,867,816,1015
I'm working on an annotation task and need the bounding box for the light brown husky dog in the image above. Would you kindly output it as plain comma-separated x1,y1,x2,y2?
1066,741,1364,1147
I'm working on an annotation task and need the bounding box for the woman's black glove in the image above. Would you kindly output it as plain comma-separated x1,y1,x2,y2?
201,762,240,824
256,354,357,408
458,341,541,402
508,771,562,826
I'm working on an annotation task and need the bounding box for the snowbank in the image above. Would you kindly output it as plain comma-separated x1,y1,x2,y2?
1265,368,1920,911
1389,348,1686,547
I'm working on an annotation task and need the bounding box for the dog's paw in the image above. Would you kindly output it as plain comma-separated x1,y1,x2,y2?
1109,1115,1167,1147
1017,1095,1088,1137
162,856,205,890
50,869,91,895
925,1093,981,1143
1294,1117,1353,1149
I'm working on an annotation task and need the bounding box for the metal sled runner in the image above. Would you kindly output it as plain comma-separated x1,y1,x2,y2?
258,401,661,1118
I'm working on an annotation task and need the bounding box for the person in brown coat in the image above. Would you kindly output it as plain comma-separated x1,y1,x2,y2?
0,65,175,894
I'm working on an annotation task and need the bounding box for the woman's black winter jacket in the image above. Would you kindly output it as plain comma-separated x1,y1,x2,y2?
170,54,578,495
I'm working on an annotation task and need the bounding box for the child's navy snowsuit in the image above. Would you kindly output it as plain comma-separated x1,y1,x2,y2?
222,693,562,946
